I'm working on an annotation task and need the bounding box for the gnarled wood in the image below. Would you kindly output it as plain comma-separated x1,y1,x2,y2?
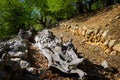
34,29,86,79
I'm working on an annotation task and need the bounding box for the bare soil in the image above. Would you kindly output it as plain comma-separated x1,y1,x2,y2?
28,4,120,80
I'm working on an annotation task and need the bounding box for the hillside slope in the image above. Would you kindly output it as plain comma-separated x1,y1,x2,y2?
51,4,120,79
30,4,120,80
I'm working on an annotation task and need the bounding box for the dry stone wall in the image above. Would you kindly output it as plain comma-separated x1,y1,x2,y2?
60,22,120,54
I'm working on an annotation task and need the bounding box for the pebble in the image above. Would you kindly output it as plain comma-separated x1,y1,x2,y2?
82,39,87,43
78,28,82,36
99,30,104,35
86,34,90,38
103,39,110,46
108,40,116,48
82,27,87,36
105,49,111,53
101,60,109,68
113,44,120,52
82,30,86,37
110,51,117,56
86,29,94,35
115,15,120,19
102,30,109,38
94,28,99,34
20,60,30,69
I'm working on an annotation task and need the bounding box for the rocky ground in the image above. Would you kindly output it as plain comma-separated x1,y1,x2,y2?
29,4,120,80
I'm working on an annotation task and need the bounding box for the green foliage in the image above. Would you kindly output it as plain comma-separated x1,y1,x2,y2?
91,2,100,10
47,0,64,12
0,0,44,38
0,0,119,38
33,24,44,31
91,0,107,11
0,0,32,37
47,0,77,20
98,0,106,8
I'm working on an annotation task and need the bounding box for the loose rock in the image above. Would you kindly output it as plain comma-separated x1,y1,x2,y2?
110,51,117,55
103,39,110,46
20,60,30,69
113,44,120,52
108,40,116,48
102,30,109,38
101,60,109,69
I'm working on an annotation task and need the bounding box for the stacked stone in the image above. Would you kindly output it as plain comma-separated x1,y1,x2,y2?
82,27,120,53
35,29,86,79
59,22,72,32
59,21,120,53
82,27,105,43
64,25,120,53
60,23,83,37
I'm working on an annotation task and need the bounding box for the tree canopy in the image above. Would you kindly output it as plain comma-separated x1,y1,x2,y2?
0,0,119,38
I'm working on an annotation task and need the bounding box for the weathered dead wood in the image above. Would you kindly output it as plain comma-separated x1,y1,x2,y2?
34,29,86,79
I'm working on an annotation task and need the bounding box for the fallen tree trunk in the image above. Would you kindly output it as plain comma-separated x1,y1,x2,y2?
34,29,87,79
